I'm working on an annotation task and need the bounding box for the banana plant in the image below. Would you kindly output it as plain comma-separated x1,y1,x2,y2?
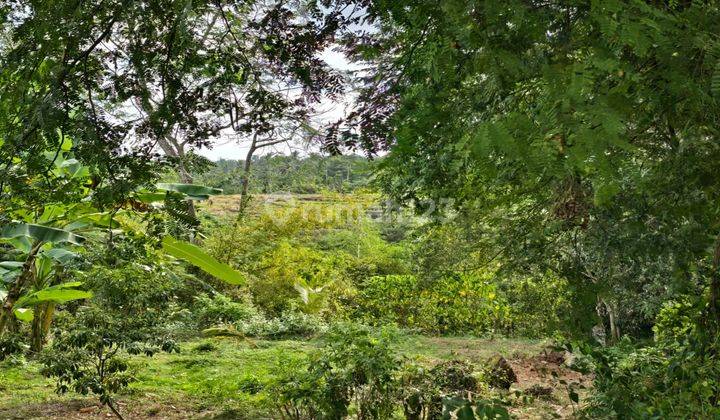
0,134,223,349
21,251,90,351
0,224,91,350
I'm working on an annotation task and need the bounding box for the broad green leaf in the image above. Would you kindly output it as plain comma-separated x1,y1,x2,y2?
35,255,54,283
42,248,78,264
60,133,73,151
16,282,92,307
156,183,223,200
0,261,24,270
134,191,171,203
64,212,121,231
14,308,33,322
38,205,66,223
0,263,21,283
2,236,32,253
1,223,85,245
57,158,89,179
456,405,474,420
162,236,244,285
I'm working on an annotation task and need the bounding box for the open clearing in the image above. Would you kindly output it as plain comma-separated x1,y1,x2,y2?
0,336,590,419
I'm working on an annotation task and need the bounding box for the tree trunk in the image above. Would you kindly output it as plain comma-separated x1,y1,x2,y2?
41,302,55,344
178,167,197,222
0,242,42,337
157,135,196,220
236,134,258,221
107,400,125,420
601,298,620,344
710,236,720,326
31,303,45,352
29,302,55,352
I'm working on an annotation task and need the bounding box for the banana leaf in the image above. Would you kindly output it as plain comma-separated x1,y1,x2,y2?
1,223,85,245
156,183,223,200
162,236,244,285
15,281,92,308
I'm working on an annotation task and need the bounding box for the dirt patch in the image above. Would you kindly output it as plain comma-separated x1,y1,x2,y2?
0,398,210,420
507,350,593,419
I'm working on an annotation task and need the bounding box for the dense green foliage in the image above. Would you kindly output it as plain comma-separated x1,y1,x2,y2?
337,0,720,333
3,0,720,417
323,1,720,416
198,198,568,341
357,273,569,337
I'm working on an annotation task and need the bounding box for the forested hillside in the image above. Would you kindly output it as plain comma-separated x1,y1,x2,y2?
2,1,720,419
187,154,375,194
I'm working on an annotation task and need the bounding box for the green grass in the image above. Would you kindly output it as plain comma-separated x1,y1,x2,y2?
127,338,315,415
395,335,549,363
0,358,69,407
0,335,571,419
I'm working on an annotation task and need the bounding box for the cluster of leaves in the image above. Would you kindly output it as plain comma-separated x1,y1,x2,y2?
357,274,508,335
36,240,241,419
41,306,179,418
203,196,573,338
329,0,720,347
356,272,568,338
400,360,481,419
268,323,400,419
203,198,412,317
188,292,327,339
580,297,720,418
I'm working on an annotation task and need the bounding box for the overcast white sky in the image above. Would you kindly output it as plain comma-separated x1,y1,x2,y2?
198,47,356,161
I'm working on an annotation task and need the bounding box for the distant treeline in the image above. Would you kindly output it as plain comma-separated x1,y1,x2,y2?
194,153,377,194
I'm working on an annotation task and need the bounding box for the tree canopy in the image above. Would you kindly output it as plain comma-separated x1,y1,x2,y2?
329,0,720,331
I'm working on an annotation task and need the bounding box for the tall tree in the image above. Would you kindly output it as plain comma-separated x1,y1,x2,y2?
330,0,720,333
1,0,353,218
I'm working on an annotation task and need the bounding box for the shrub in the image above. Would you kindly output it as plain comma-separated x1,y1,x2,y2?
501,273,571,338
81,263,185,317
239,309,327,339
416,274,510,335
400,360,479,419
41,306,178,419
313,225,412,282
202,199,411,318
581,297,720,418
192,293,263,329
652,297,697,346
356,275,419,327
189,293,326,339
268,323,399,419
0,332,26,361
357,274,510,335
252,241,350,316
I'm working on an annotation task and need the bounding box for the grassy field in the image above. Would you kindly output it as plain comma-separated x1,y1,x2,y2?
0,335,591,419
